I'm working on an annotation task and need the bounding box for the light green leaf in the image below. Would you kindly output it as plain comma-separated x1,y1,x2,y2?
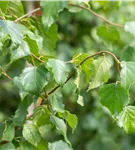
124,21,135,37
48,140,72,150
87,56,111,91
2,121,15,141
47,59,69,85
97,26,119,42
8,1,24,17
117,106,135,133
23,124,41,146
41,1,67,30
20,65,50,95
0,1,8,13
49,95,65,113
0,20,23,44
10,41,30,63
77,95,84,106
120,61,135,89
50,115,70,145
32,105,50,126
99,83,129,115
13,95,33,126
0,142,15,150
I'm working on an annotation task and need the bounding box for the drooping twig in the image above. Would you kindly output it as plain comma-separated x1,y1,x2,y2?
0,66,13,81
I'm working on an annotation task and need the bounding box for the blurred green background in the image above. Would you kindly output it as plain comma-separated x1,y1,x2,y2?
1,1,135,150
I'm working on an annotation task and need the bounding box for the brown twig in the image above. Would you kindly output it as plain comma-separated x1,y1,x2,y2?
0,66,13,81
31,53,45,63
14,3,124,28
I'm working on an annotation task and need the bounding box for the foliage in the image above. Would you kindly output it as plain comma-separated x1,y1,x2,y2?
1,1,135,149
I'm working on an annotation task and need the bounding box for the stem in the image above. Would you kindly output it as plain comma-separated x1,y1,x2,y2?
0,66,13,81
31,53,45,63
14,3,124,28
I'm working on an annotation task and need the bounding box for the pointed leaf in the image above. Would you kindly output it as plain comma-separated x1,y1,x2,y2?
23,124,41,146
99,83,129,115
47,59,69,85
120,61,135,89
10,41,30,63
117,106,135,133
88,56,111,91
41,1,67,30
48,140,72,150
20,65,50,95
13,95,33,126
2,121,15,141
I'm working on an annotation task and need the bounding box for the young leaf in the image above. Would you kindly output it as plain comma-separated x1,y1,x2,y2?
124,21,135,37
2,121,15,141
47,59,69,85
49,95,65,113
0,142,15,150
32,105,50,126
50,115,70,145
13,95,33,126
48,140,72,150
22,124,41,146
10,41,30,63
87,56,111,91
120,61,135,89
0,20,23,44
117,106,135,133
20,65,50,95
99,83,129,115
40,1,67,30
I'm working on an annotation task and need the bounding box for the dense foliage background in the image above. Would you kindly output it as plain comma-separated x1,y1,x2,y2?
1,1,135,150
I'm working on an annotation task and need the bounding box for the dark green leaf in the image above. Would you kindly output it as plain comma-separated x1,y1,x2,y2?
36,139,48,150
13,95,33,126
23,124,41,146
87,56,111,91
2,121,15,141
99,83,129,115
20,65,50,95
120,61,135,89
41,1,67,30
0,142,15,150
117,106,135,133
47,59,69,85
48,140,72,150
19,141,35,150
0,123,5,141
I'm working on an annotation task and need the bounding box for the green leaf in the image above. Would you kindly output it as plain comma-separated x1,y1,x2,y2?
32,105,50,126
99,83,129,115
47,59,69,85
13,76,29,100
48,140,72,150
41,1,67,30
36,139,48,150
13,95,33,126
23,124,41,146
8,1,24,17
10,41,30,63
124,21,135,37
50,115,70,145
120,61,135,89
20,65,50,95
87,56,111,91
0,123,5,141
0,20,23,44
19,141,35,150
117,106,135,133
0,1,8,13
2,121,15,141
0,142,15,150
49,95,65,113
97,26,119,42
72,53,93,83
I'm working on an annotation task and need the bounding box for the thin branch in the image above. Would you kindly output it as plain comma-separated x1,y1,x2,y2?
31,53,45,63
14,3,124,28
0,66,13,81
68,3,124,28
14,8,40,23
48,51,120,95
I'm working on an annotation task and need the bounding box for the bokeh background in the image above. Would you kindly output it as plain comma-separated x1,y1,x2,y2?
1,1,135,150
